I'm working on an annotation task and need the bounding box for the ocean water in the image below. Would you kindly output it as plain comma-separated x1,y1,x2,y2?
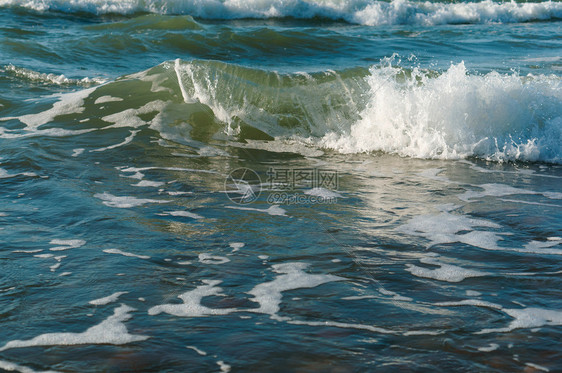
0,0,561,371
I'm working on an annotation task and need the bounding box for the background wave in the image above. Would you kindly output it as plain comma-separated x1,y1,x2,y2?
1,0,561,25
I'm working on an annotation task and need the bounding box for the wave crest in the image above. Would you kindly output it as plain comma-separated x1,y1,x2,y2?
149,59,562,163
1,0,561,26
320,60,561,163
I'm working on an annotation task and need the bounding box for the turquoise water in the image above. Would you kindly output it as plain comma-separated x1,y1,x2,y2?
0,1,561,372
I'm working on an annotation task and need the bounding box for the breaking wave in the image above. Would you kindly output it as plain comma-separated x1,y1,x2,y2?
1,0,561,26
1,58,561,163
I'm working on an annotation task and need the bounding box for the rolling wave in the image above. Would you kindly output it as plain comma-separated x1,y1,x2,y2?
1,59,561,163
1,65,107,86
1,0,561,26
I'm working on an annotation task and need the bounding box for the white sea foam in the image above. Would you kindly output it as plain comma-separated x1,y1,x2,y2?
91,130,139,152
49,239,85,251
0,359,59,373
0,305,148,352
94,95,123,104
102,100,166,129
0,87,96,130
406,257,489,283
89,291,129,306
458,183,560,202
198,253,230,265
247,262,342,319
3,0,561,26
186,345,207,356
13,249,43,254
480,307,562,334
217,361,231,373
525,363,550,372
94,192,168,208
71,148,84,157
148,279,236,317
436,300,562,334
225,204,287,216
500,199,560,208
289,319,437,336
398,210,501,249
0,168,37,179
229,242,244,253
399,210,562,255
375,288,412,302
103,248,150,259
162,210,203,219
303,187,341,198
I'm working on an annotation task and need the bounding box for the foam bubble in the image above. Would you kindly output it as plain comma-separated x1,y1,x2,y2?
89,291,129,306
436,300,562,334
103,248,150,259
49,239,85,251
303,187,341,198
0,358,59,373
94,192,168,208
229,242,245,252
399,210,562,255
94,96,123,104
481,307,562,334
162,210,203,219
217,361,231,373
198,253,230,265
132,180,165,188
0,305,148,352
148,280,236,317
525,363,550,372
102,100,166,129
0,168,37,179
247,262,342,319
460,183,542,202
225,205,287,216
406,257,489,283
91,130,139,152
186,345,207,356
0,87,95,130
71,148,84,157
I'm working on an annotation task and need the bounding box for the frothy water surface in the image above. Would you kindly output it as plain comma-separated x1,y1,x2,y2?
1,1,561,371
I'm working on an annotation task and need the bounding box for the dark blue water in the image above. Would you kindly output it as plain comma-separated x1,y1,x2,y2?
1,1,561,372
